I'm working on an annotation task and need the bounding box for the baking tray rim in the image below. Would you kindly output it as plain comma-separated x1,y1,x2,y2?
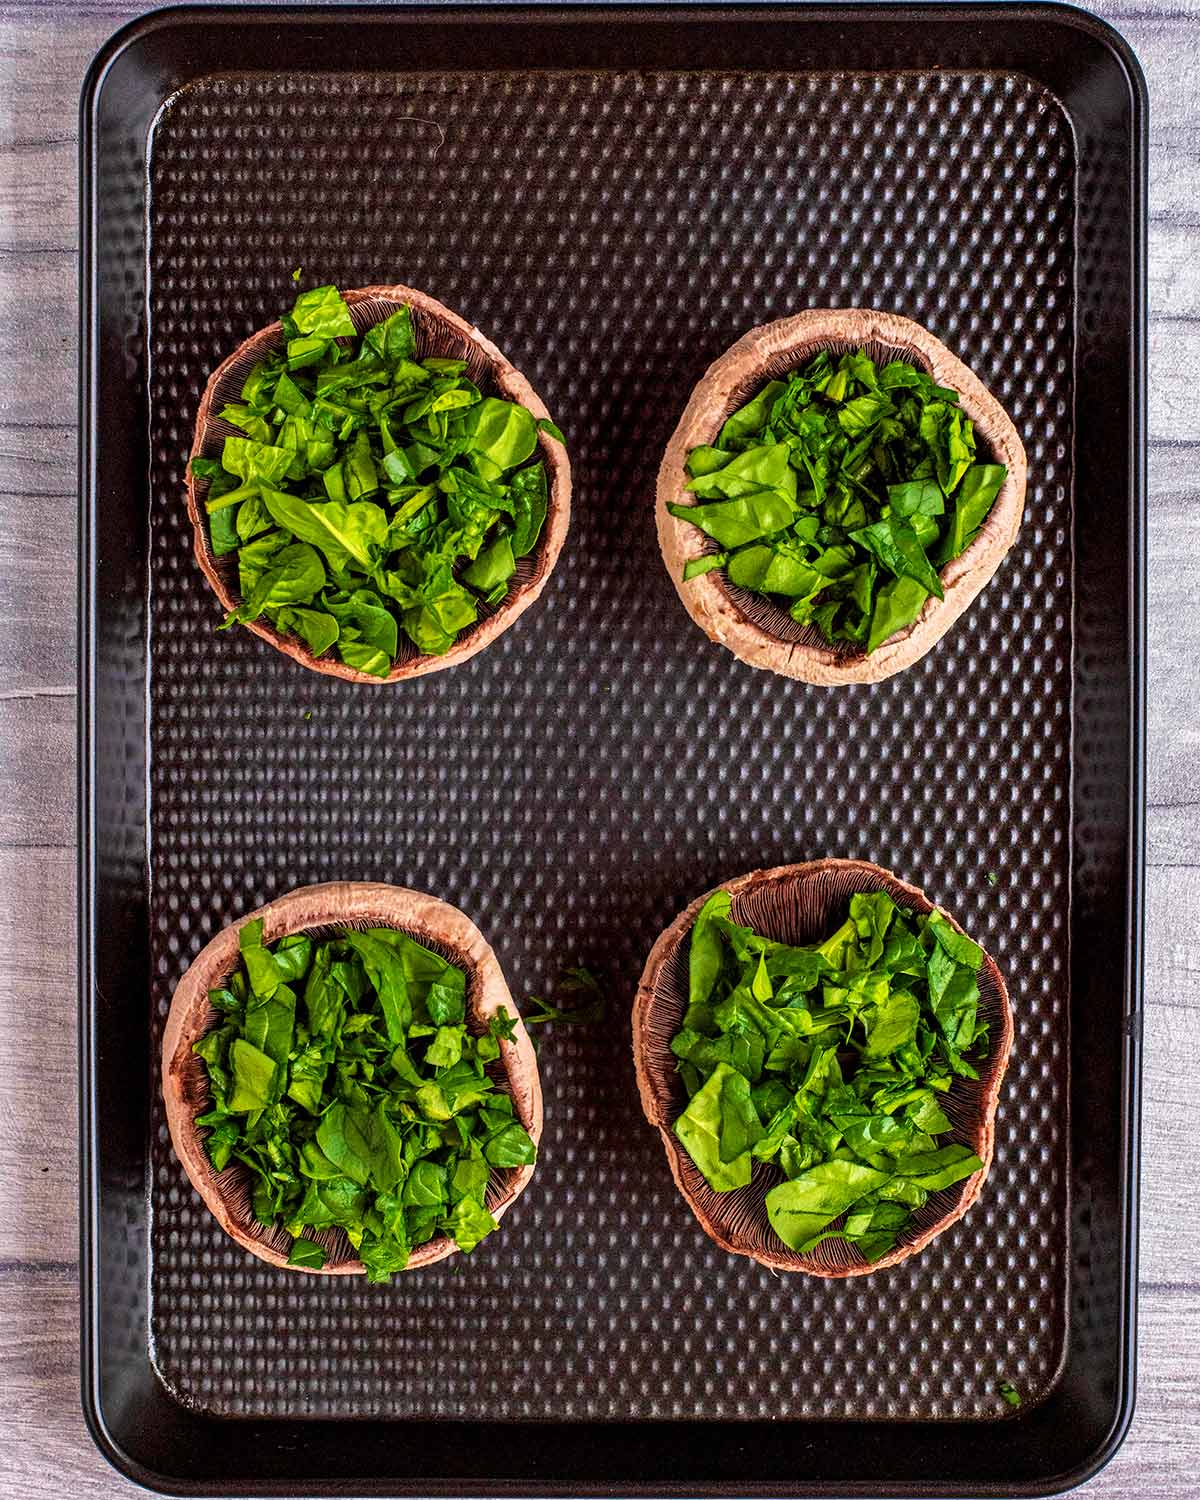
77,2,1147,1495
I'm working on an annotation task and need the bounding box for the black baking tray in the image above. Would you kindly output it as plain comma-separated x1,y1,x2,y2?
79,4,1146,1495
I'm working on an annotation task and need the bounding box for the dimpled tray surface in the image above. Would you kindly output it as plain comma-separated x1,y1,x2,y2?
149,64,1072,1424
81,6,1144,1495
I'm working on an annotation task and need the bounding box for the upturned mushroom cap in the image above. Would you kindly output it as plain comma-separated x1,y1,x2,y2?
632,860,1012,1276
162,881,542,1275
657,309,1027,685
187,285,571,682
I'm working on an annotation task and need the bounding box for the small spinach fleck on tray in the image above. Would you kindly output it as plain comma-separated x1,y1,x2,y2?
522,965,608,1028
668,348,1007,653
669,889,988,1261
192,919,536,1281
191,284,558,674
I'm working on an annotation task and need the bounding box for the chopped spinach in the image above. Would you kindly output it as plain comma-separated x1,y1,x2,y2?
191,918,536,1281
669,889,988,1262
997,1378,1022,1408
287,1235,328,1269
192,284,558,674
670,348,1007,653
522,965,608,1028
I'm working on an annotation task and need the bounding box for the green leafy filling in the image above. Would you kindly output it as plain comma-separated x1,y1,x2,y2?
192,284,558,674
192,918,536,1282
671,348,1007,653
669,889,988,1262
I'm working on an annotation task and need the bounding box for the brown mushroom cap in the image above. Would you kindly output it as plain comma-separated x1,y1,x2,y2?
162,881,542,1275
656,309,1027,685
632,859,1012,1276
187,284,571,682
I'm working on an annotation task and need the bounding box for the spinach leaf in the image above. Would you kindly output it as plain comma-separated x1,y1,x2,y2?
765,1160,890,1250
508,462,549,559
668,889,992,1259
217,435,294,490
208,502,241,556
887,478,945,518
243,986,296,1077
718,380,786,447
197,284,561,669
427,973,467,1026
190,921,536,1281
667,489,797,549
688,890,734,1007
674,1063,756,1191
322,589,398,679
521,965,608,1029
462,533,515,598
425,1025,465,1069
685,443,797,501
275,605,339,658
861,990,920,1058
317,1102,374,1187
469,397,538,469
287,1236,328,1270
228,1039,276,1113
291,283,357,339
443,1196,499,1253
682,552,729,581
221,542,325,628
927,910,984,970
483,1120,539,1167
867,574,929,653
238,917,285,994
837,391,894,434
727,544,823,598
893,1143,984,1191
676,347,1006,653
364,306,415,363
850,517,945,601
342,929,412,1041
260,488,388,572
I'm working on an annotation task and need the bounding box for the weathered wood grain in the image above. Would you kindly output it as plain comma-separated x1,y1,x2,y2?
1141,868,1200,1297
0,850,77,1265
1150,223,1200,318
0,443,75,693
0,13,83,257
0,696,73,842
0,1269,130,1500
0,419,74,496
1147,443,1200,869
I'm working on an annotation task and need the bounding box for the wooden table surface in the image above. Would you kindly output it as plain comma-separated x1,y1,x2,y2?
0,0,1196,1494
